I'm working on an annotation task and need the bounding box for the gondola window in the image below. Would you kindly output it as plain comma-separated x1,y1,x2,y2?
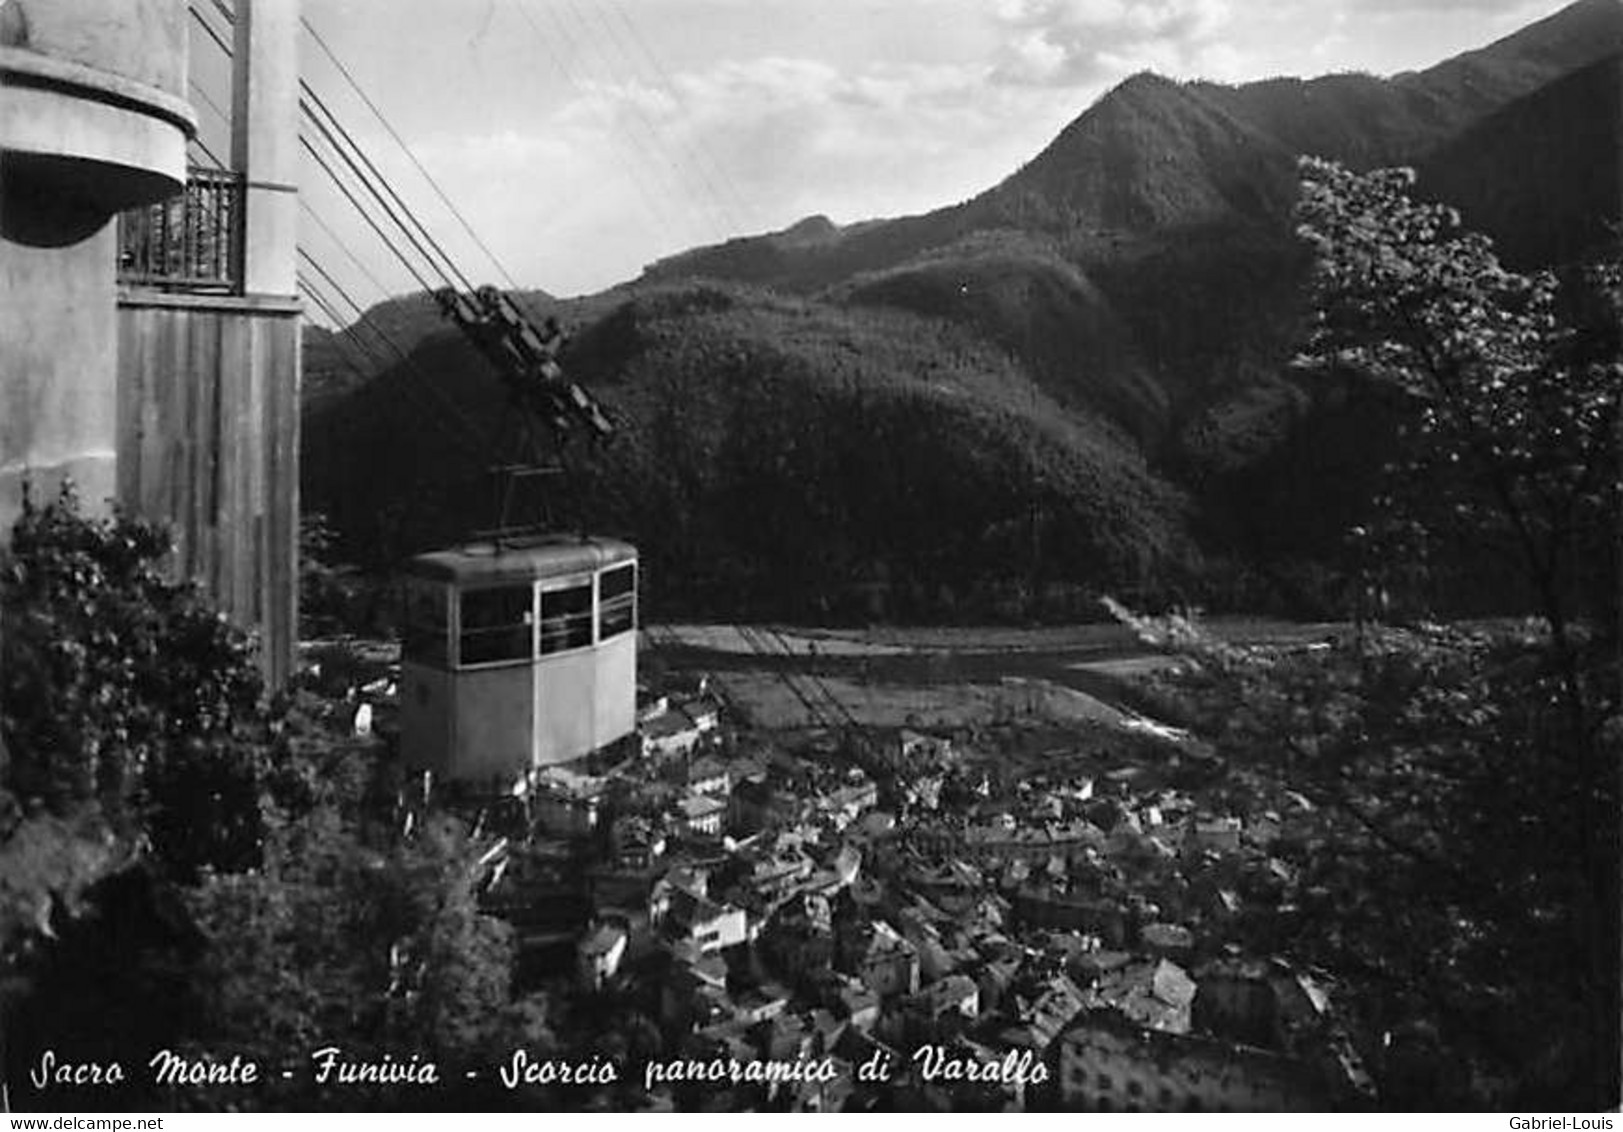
541,582,594,653
598,564,636,639
459,585,534,665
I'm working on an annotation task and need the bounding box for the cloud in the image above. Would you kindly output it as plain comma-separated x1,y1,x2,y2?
559,53,1077,232
1347,0,1544,11
331,49,1088,297
989,0,1237,86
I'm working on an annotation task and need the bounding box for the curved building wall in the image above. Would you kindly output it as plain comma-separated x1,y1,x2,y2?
7,0,188,93
0,0,193,536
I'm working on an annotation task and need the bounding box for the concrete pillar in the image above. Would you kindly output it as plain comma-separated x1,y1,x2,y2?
231,0,298,297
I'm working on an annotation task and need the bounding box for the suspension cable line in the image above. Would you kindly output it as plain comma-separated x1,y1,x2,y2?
502,0,687,242
299,199,411,316
558,0,741,236
504,0,712,243
299,86,475,293
298,248,493,458
592,0,755,233
299,133,441,293
196,0,474,296
300,13,522,291
297,271,384,379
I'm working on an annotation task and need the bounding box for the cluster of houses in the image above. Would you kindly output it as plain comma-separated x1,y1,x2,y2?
475,677,1374,1111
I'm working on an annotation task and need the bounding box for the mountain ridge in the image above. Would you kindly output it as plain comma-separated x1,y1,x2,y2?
302,0,1623,621
639,0,1623,292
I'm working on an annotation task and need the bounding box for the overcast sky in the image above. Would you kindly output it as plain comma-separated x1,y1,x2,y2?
206,0,1576,312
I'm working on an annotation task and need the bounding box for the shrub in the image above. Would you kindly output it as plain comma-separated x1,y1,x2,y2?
1,482,268,878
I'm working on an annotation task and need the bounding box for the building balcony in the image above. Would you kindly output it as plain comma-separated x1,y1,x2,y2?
118,167,245,294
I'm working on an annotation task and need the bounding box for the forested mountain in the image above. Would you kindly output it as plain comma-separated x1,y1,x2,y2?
303,0,1623,622
1419,51,1623,269
306,283,1194,621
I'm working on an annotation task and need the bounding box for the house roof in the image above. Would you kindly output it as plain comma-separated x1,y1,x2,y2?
643,709,698,739
688,756,729,780
679,793,727,819
579,923,627,956
922,974,979,1007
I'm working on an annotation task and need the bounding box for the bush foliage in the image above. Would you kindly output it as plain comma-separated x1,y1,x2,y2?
0,487,521,1111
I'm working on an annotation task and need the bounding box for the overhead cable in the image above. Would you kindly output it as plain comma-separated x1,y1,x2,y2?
301,13,522,291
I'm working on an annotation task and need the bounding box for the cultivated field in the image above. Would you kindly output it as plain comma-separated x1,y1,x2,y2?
646,618,1334,735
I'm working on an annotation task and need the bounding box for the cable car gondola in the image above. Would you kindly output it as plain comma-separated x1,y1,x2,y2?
399,535,638,786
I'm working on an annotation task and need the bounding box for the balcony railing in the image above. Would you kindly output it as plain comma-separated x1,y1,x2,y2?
117,166,244,293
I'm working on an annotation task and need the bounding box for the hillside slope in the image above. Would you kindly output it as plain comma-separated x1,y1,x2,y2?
643,0,1623,292
305,283,1196,622
303,0,1623,621
1419,51,1623,268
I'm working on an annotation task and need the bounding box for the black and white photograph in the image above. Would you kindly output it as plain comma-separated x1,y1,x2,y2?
0,0,1619,1116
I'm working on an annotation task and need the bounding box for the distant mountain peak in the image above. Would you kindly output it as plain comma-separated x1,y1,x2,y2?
1110,70,1181,95
782,214,837,239
640,0,1621,294
1400,0,1623,107
983,69,1293,232
1420,49,1623,267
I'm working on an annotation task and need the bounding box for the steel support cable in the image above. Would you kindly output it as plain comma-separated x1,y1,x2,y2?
759,623,857,730
295,248,411,362
766,629,852,730
299,104,464,292
298,266,421,412
504,0,705,242
300,14,522,291
737,623,831,730
200,0,563,538
300,200,407,314
295,77,598,534
555,0,737,237
493,0,678,238
754,621,855,731
297,248,493,458
299,267,505,508
197,1,469,295
299,86,475,293
295,263,397,375
187,76,230,127
299,134,440,293
189,131,226,170
297,272,386,381
302,295,477,460
299,199,514,476
189,1,233,60
593,0,754,233
196,5,440,298
606,0,753,222
560,0,733,231
184,81,238,178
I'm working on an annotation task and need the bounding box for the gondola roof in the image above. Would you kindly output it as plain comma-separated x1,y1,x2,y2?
406,535,636,584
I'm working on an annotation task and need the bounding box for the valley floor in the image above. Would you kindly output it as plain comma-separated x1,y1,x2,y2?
645,618,1341,733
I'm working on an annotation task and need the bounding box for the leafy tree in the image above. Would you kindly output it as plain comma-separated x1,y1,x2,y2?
299,511,366,638
1293,163,1620,1064
0,488,528,1114
1107,602,1618,1108
2,485,262,825
1103,159,1621,1109
0,486,273,1108
0,483,277,947
1293,157,1621,636
178,809,519,1110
